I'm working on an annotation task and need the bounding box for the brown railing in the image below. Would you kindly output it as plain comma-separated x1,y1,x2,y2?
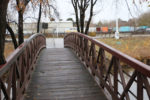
64,32,150,100
0,34,46,100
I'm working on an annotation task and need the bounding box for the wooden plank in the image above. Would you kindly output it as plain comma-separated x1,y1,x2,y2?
24,48,107,100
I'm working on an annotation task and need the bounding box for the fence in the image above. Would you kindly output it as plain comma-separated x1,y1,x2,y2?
64,32,150,100
0,34,46,100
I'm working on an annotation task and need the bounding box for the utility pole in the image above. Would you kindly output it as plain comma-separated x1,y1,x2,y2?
115,0,119,39
56,21,58,38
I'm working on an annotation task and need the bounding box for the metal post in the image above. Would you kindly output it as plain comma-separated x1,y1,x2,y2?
115,0,119,39
56,21,58,38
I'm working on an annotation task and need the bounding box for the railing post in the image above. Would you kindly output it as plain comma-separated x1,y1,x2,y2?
77,35,80,56
0,79,1,100
104,56,113,89
120,71,137,99
113,56,119,98
79,36,83,58
73,34,76,50
12,65,17,100
83,39,88,64
89,43,95,75
118,60,130,100
142,76,150,98
97,48,106,88
92,43,97,75
80,37,84,60
21,56,25,86
98,48,105,79
74,34,77,53
82,38,85,61
137,72,143,100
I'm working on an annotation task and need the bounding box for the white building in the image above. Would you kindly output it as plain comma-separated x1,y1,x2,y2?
9,21,97,35
9,21,74,35
42,21,74,34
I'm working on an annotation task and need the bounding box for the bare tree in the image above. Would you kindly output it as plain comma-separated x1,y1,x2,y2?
36,0,58,33
137,11,150,26
0,0,9,64
71,0,97,34
71,0,81,32
37,2,42,33
0,0,58,64
85,0,97,34
16,0,30,45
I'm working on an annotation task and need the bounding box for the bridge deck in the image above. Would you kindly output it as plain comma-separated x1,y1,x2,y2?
24,48,107,100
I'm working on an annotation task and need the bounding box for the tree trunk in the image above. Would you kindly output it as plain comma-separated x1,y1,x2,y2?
85,11,92,35
6,23,18,49
85,1,94,35
18,10,24,45
16,0,30,45
75,8,80,32
80,11,85,33
0,0,9,65
37,3,42,33
71,0,80,32
71,0,97,34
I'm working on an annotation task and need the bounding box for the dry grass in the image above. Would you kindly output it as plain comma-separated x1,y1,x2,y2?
4,42,14,58
97,37,150,60
4,33,62,58
88,32,96,37
6,33,65,39
44,33,65,38
5,36,150,61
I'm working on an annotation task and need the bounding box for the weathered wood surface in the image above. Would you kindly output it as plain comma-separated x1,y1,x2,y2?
24,48,107,100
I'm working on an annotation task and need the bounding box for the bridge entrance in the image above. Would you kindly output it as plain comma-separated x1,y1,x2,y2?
46,38,64,48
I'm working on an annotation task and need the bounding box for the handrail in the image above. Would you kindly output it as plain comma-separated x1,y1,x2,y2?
0,33,46,100
64,32,150,100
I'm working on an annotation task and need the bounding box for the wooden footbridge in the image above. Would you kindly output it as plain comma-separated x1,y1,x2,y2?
0,32,150,100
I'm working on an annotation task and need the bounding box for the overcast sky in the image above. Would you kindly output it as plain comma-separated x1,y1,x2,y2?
8,0,150,23
56,0,150,23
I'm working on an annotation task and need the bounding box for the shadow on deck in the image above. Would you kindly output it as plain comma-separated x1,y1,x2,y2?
24,48,107,100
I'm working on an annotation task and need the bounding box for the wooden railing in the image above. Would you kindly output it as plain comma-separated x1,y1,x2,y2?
64,32,150,100
0,34,46,100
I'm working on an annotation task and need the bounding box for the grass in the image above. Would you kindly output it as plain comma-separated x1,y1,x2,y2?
4,33,62,58
97,37,150,60
4,36,150,61
4,33,57,58
4,42,14,58
6,33,65,39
